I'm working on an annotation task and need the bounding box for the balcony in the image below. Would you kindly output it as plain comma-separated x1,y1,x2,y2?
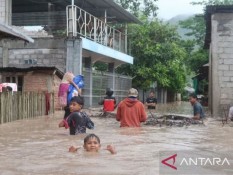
66,5,127,54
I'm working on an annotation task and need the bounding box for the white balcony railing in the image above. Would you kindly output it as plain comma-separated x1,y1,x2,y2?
66,5,128,54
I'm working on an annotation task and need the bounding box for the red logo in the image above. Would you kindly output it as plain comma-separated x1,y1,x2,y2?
161,154,177,170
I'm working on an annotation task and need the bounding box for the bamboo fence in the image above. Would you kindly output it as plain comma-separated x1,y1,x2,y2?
0,92,54,124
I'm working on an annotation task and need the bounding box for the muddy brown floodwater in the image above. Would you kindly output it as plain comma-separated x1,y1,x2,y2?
0,102,233,175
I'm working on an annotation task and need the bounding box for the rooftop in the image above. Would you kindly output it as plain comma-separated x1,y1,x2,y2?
12,0,141,27
0,21,34,43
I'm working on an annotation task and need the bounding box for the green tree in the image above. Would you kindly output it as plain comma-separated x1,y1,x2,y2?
179,16,205,47
178,0,233,73
117,19,187,92
93,61,108,72
114,0,158,17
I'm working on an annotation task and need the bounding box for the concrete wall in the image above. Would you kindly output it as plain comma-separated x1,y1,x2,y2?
0,38,66,71
210,13,233,117
0,0,11,24
0,38,67,109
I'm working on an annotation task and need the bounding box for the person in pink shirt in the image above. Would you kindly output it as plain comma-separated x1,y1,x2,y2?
116,88,147,127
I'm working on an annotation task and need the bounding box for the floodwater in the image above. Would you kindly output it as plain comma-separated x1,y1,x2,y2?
0,102,233,175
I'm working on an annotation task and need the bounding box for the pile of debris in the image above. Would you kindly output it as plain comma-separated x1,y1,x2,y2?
85,107,116,118
144,114,204,127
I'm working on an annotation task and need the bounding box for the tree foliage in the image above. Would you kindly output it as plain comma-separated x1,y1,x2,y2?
93,61,108,72
179,17,205,47
117,20,187,92
114,0,158,17
178,0,233,73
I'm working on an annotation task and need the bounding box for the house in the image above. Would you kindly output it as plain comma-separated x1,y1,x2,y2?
204,5,233,117
0,0,140,108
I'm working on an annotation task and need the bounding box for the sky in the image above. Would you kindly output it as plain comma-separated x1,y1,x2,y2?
157,0,204,20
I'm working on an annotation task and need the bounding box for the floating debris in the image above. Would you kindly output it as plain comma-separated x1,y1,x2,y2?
144,113,204,127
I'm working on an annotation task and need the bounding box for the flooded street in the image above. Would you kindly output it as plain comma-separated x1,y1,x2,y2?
0,102,233,175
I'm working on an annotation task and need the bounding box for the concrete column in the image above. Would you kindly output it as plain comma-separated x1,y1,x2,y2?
47,2,55,35
0,0,12,25
2,46,8,67
0,47,3,67
84,57,92,106
108,62,115,90
66,38,82,75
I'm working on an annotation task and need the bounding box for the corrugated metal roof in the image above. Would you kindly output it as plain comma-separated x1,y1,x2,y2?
0,21,34,43
76,0,142,24
12,0,141,25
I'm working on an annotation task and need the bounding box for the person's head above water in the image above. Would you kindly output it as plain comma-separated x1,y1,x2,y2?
189,93,197,105
128,88,138,98
149,91,155,97
105,88,113,97
83,133,101,152
68,133,116,154
69,96,84,112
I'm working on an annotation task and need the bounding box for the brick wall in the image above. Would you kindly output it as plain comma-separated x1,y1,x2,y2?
8,48,66,72
0,38,66,109
211,13,233,116
23,70,61,109
1,38,67,73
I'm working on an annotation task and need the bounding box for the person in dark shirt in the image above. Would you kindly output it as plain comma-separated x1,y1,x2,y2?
59,96,94,135
145,91,157,111
189,93,205,120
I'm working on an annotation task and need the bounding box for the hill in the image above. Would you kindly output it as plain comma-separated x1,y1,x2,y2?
167,14,194,40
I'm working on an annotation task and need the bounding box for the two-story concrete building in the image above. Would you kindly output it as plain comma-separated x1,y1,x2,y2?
0,0,140,108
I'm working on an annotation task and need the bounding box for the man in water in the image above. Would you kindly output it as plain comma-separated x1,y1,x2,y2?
116,88,147,127
228,106,233,121
145,91,157,112
189,93,205,120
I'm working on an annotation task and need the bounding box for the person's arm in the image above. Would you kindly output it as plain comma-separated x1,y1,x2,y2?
105,145,117,154
70,80,82,95
192,114,201,120
145,98,153,107
69,146,81,153
59,114,72,128
145,98,157,107
147,103,156,107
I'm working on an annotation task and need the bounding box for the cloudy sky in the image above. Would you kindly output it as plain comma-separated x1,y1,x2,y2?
157,0,204,20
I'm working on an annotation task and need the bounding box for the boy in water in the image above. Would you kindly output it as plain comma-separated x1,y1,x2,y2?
69,134,116,154
189,93,205,120
59,96,94,135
